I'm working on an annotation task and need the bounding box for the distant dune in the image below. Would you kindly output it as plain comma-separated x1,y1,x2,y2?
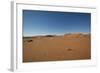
23,33,91,62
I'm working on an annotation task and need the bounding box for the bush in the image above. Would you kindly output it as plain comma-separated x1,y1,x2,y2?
45,35,55,37
27,40,33,42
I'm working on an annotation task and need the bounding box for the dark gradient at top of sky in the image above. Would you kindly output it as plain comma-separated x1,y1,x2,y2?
23,10,91,36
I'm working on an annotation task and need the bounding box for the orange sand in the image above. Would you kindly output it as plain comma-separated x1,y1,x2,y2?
23,33,91,62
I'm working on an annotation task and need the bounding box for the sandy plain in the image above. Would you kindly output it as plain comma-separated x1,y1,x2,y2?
23,33,91,62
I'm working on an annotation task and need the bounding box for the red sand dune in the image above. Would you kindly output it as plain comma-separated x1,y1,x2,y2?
23,33,91,62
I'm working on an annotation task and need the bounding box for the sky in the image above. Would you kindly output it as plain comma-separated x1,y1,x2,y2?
23,10,91,37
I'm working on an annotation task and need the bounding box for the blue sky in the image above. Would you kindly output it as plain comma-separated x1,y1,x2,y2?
23,10,91,36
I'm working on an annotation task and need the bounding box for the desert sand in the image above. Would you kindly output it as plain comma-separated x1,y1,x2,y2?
23,33,91,62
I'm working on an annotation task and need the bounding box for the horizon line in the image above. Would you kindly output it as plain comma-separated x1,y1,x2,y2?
23,32,90,37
